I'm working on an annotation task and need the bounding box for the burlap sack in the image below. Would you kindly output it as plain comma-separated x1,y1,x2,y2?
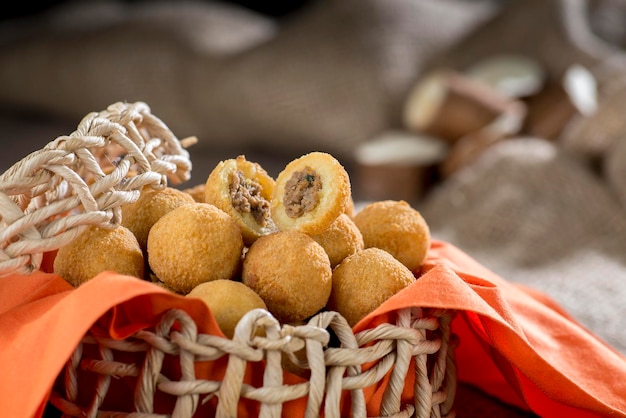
604,132,626,209
419,137,626,354
0,0,494,161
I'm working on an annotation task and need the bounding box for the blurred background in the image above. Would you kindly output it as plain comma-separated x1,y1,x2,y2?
1,0,626,199
4,1,626,416
0,0,320,178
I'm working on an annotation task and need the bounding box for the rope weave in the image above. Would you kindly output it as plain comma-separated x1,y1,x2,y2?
0,101,193,277
48,307,456,418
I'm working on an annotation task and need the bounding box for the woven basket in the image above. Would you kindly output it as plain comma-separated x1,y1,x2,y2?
0,101,193,277
0,102,457,418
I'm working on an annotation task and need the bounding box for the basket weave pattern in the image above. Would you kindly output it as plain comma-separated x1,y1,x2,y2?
0,101,192,277
48,307,457,418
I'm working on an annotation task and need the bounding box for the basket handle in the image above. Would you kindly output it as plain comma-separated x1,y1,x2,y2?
0,101,194,277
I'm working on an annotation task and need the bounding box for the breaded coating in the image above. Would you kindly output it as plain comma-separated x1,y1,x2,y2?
310,213,364,267
328,247,416,327
121,186,194,251
242,230,332,324
271,152,351,235
182,183,206,203
54,225,144,287
205,155,277,245
147,203,244,294
353,200,431,272
187,279,267,338
344,195,356,219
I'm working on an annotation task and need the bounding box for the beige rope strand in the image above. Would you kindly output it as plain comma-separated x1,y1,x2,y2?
50,307,457,417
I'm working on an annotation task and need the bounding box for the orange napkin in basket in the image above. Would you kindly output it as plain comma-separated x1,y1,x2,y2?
0,240,625,417
358,241,626,417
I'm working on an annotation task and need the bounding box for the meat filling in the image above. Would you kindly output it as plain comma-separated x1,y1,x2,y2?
229,170,271,226
283,166,322,218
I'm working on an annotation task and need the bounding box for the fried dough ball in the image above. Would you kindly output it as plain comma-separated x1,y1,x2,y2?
310,213,364,267
121,186,194,251
147,203,244,294
205,155,277,245
187,279,267,338
242,230,332,324
182,183,206,203
353,200,431,272
328,247,416,327
54,225,144,287
149,273,181,294
271,152,351,235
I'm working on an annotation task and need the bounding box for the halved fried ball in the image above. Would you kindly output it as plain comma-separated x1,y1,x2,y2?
242,230,332,324
328,247,416,327
187,279,267,338
121,185,194,251
271,152,351,235
205,155,277,245
310,213,364,267
353,200,431,272
147,203,244,294
54,225,144,287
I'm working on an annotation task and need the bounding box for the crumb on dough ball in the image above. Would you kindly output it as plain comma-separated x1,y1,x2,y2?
121,185,195,251
271,152,351,235
54,225,144,287
147,203,244,294
353,200,430,272
187,279,267,338
328,247,416,327
310,213,364,267
242,230,332,324
205,155,277,245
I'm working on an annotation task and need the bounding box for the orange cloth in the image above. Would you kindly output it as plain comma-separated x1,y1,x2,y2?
0,240,625,417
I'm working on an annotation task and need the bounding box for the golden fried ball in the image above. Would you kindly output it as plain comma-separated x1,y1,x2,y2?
182,183,206,203
147,203,244,294
271,152,351,235
242,230,332,324
54,225,144,287
148,272,183,294
328,247,416,327
281,345,311,379
353,200,431,272
121,186,195,251
205,155,277,245
310,213,364,267
187,279,267,338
